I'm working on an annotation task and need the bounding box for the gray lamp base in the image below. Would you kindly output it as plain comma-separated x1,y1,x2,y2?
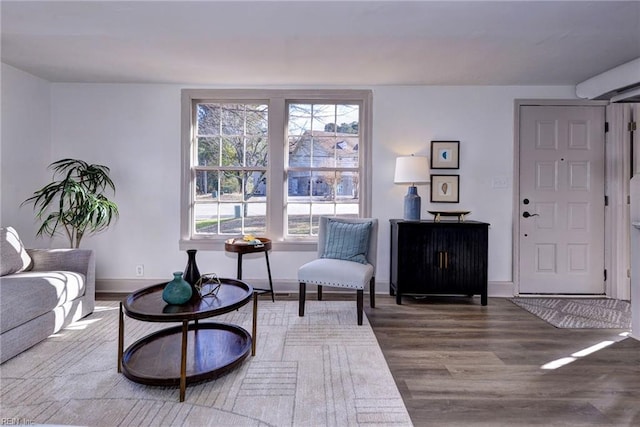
404,186,421,221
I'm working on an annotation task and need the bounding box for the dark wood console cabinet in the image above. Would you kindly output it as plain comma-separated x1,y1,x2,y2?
389,219,489,305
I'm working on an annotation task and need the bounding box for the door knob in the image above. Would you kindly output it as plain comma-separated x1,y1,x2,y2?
522,211,539,218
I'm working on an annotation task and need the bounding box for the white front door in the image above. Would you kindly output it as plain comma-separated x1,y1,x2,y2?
519,105,605,294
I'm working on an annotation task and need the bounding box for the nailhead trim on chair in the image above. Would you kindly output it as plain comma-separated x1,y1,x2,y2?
298,279,363,289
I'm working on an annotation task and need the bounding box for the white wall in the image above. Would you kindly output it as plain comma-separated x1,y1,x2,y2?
1,64,52,247
373,86,574,289
2,70,577,292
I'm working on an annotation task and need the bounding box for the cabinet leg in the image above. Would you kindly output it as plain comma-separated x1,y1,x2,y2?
481,293,488,306
396,292,402,305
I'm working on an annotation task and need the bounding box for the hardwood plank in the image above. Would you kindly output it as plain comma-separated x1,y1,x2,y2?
365,295,640,426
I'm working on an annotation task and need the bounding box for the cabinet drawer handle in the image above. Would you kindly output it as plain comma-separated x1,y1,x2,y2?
437,251,449,269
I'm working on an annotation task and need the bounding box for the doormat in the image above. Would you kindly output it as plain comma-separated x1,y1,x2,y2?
510,297,631,329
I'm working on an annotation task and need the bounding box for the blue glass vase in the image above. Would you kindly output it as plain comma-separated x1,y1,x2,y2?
162,271,193,305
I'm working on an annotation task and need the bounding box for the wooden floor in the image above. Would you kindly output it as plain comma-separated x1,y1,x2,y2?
364,295,640,427
100,292,640,426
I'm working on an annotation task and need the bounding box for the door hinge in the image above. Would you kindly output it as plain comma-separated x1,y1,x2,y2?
628,268,631,279
629,195,632,205
605,122,609,133
604,195,609,206
629,121,637,132
604,269,607,281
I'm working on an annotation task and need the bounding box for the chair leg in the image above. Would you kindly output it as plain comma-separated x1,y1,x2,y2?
317,285,323,301
299,283,306,317
369,276,375,308
357,289,363,325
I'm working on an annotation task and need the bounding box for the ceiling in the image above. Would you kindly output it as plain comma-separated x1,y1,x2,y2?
1,1,639,86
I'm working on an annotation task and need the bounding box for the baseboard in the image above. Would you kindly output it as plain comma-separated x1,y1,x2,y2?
97,278,515,297
513,294,613,299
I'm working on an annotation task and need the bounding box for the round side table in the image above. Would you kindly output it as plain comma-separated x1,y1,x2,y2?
224,237,275,302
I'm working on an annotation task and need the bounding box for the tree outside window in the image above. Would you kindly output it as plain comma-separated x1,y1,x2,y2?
194,103,268,235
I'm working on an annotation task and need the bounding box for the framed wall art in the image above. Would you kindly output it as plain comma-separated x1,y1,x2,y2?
430,174,460,203
431,140,460,169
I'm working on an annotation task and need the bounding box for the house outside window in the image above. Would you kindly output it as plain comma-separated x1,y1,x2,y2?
180,89,372,250
287,103,361,235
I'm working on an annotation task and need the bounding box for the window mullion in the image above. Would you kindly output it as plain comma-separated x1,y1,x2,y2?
268,97,286,239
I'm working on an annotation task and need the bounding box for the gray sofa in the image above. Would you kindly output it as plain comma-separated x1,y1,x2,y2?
0,227,95,363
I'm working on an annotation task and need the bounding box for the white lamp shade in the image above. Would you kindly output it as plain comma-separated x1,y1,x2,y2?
394,155,430,184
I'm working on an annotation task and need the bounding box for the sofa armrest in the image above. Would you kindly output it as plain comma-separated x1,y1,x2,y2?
26,249,96,298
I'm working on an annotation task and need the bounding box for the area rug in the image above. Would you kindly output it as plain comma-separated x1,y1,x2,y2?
510,297,631,329
0,300,412,427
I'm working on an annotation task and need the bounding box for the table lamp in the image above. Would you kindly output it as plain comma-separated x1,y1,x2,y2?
394,155,430,221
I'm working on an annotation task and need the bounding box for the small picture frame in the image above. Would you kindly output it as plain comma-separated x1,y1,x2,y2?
431,140,460,169
430,174,460,203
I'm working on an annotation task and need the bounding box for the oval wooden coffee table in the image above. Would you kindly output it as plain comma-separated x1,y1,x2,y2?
117,278,256,402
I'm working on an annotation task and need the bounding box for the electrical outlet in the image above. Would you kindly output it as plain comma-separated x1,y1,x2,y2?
492,176,509,189
135,264,144,277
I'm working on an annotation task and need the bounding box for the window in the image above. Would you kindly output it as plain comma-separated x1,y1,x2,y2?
181,90,372,250
287,103,361,235
193,102,269,236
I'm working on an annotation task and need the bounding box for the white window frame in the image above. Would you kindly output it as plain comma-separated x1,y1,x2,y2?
180,89,373,251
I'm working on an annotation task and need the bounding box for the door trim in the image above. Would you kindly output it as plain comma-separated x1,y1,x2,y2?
605,103,634,300
513,99,610,296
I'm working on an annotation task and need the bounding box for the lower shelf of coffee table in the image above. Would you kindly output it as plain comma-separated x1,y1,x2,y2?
121,322,252,386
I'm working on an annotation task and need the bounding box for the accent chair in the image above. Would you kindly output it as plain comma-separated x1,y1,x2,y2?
298,216,378,325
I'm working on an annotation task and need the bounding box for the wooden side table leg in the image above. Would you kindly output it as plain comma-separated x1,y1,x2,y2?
117,301,124,373
179,320,188,402
237,253,243,280
252,291,258,356
264,251,275,302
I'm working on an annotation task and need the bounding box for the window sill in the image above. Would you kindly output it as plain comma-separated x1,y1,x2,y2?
179,238,318,252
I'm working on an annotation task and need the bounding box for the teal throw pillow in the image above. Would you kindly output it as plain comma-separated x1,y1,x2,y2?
322,219,372,264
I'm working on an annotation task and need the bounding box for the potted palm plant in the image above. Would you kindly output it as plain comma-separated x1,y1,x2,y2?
22,158,119,248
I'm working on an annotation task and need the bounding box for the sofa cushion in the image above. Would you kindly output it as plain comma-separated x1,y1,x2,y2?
0,271,86,333
321,219,372,264
1,227,33,276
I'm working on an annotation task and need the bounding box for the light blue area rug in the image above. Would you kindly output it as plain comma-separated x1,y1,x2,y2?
510,298,631,329
0,300,412,426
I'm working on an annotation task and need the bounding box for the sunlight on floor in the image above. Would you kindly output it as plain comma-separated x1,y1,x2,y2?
94,304,119,312
541,331,630,370
49,305,116,337
64,317,104,330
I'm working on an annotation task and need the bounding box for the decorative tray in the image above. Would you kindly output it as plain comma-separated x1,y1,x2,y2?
427,210,471,222
225,235,266,247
